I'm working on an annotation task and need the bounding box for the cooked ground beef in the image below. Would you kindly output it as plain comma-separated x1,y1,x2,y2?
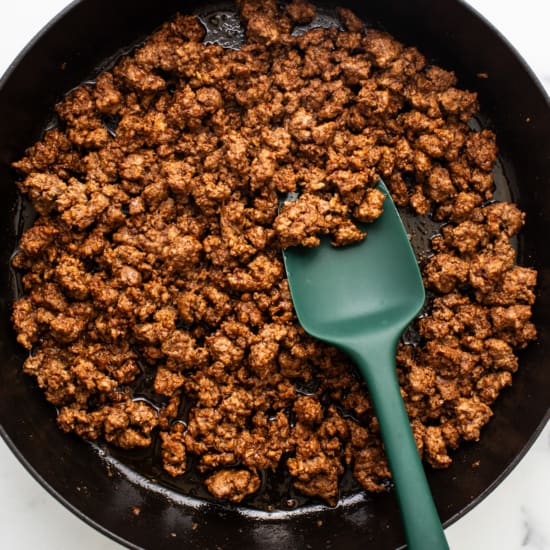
11,0,537,506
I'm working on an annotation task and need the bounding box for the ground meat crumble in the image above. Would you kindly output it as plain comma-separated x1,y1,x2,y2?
11,0,537,506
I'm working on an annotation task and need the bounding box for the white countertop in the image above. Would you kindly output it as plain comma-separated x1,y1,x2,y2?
0,1,548,549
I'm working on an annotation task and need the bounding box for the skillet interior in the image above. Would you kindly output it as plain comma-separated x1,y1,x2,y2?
0,1,549,548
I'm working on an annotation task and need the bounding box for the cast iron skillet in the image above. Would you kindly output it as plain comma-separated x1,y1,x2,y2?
0,1,549,548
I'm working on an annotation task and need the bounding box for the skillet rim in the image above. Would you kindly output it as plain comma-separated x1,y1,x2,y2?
0,1,548,549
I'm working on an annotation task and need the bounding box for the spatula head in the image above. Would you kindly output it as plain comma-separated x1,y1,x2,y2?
283,181,425,345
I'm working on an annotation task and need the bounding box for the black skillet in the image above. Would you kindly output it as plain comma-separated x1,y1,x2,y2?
0,1,549,549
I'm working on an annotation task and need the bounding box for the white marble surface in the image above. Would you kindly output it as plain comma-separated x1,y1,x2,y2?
0,1,548,549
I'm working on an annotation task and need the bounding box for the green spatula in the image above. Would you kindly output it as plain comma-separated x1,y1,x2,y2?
282,181,449,550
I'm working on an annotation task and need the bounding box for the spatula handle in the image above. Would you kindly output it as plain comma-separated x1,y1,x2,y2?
349,340,449,550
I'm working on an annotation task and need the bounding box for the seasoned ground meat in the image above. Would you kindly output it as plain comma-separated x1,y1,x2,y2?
11,1,537,506
204,468,261,503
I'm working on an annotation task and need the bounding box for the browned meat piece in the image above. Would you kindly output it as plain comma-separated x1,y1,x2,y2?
332,219,366,246
440,220,488,254
12,298,40,350
362,30,402,68
294,395,324,424
423,426,452,469
237,411,294,470
226,253,284,292
465,129,498,171
204,469,261,503
160,423,187,477
350,187,386,223
154,366,185,396
337,7,364,33
274,194,360,248
18,172,68,215
351,446,391,492
424,253,469,293
454,398,493,441
476,372,512,404
287,422,345,505
57,399,158,449
480,266,537,306
286,0,316,23
483,201,525,237
94,72,123,115
169,14,207,43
